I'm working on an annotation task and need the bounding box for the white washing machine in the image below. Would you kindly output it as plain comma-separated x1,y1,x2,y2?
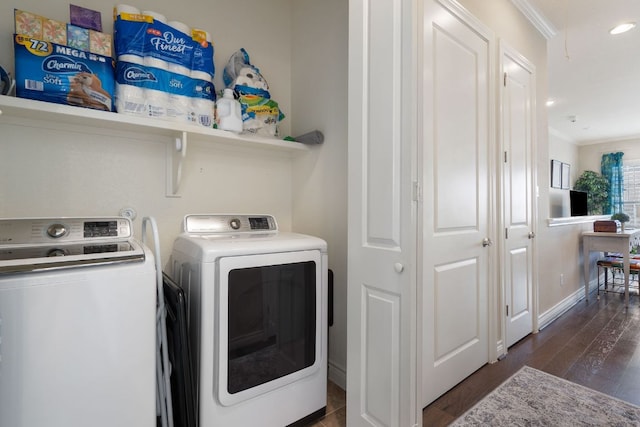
168,214,328,427
0,217,157,427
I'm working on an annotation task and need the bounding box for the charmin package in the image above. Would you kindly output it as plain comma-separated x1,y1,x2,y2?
14,34,115,111
114,59,214,117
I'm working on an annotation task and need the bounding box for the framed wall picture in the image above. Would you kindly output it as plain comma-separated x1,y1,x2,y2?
551,159,562,188
561,162,570,189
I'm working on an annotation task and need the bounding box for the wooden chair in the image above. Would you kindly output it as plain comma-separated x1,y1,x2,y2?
596,255,640,295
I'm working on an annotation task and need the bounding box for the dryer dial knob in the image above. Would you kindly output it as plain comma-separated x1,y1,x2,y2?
47,224,67,238
229,218,241,230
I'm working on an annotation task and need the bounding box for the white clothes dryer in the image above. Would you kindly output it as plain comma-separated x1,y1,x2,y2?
0,217,157,427
168,214,328,427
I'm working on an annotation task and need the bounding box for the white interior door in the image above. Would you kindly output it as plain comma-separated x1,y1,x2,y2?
501,43,536,349
420,0,494,407
347,0,418,425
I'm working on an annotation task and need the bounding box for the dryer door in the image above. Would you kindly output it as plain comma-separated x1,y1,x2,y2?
217,249,323,406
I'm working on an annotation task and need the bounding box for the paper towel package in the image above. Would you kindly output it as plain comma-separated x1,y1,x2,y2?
14,34,115,111
114,13,214,80
113,11,215,123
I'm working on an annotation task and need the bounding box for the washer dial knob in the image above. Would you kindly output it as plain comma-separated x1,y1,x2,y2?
47,223,67,238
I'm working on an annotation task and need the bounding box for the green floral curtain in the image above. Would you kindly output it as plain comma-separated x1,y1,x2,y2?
601,152,624,214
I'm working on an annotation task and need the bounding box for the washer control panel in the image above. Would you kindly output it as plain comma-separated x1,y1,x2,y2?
184,214,277,234
0,217,132,245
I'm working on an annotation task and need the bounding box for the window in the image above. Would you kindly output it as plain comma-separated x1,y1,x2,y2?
622,159,640,226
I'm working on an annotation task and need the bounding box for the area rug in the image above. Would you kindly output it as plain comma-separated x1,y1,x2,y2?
451,366,640,426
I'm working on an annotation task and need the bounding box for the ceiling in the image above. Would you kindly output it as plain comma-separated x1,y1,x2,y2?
526,0,640,145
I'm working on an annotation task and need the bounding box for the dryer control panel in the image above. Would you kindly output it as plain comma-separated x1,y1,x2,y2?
184,214,277,234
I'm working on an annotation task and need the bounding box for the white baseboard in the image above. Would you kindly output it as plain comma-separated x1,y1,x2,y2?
538,281,596,330
495,340,505,360
328,360,346,390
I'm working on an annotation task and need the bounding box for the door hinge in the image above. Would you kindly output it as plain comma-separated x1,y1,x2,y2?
506,305,509,316
504,151,508,163
505,228,509,239
412,181,422,202
503,72,508,87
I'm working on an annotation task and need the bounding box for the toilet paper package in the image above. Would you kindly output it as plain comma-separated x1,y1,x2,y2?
14,34,115,111
115,60,215,119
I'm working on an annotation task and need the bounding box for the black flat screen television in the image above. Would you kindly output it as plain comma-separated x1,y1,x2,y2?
570,190,588,216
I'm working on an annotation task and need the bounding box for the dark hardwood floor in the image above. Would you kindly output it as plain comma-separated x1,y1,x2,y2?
423,288,640,426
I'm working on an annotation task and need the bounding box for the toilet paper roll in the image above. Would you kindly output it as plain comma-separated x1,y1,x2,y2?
146,89,169,119
115,84,147,116
114,4,140,17
192,98,214,127
118,54,144,65
142,10,167,23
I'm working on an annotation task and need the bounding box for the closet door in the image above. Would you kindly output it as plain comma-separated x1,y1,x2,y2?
347,0,418,425
420,0,494,407
501,43,536,349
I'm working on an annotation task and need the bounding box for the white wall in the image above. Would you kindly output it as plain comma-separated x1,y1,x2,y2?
0,0,349,388
291,1,348,387
579,136,640,172
549,130,579,217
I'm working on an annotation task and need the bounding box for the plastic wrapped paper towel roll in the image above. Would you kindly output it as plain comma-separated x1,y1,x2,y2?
168,20,191,37
191,31,213,81
144,56,168,71
167,21,192,76
114,4,140,17
141,10,167,23
119,54,143,65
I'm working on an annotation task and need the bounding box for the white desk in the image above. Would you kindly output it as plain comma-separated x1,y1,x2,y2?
583,229,640,307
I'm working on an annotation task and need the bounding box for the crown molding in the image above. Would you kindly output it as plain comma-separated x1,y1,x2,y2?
511,0,558,39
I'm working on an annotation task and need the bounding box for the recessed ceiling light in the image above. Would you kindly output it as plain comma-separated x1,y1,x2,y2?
609,22,636,35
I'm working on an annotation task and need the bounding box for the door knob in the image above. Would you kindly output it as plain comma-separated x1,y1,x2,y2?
482,238,492,247
528,231,536,239
394,263,404,273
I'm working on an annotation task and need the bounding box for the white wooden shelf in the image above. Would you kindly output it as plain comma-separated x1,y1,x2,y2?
0,95,309,196
547,215,609,227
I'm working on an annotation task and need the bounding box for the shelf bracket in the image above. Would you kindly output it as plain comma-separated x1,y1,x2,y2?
166,131,187,197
